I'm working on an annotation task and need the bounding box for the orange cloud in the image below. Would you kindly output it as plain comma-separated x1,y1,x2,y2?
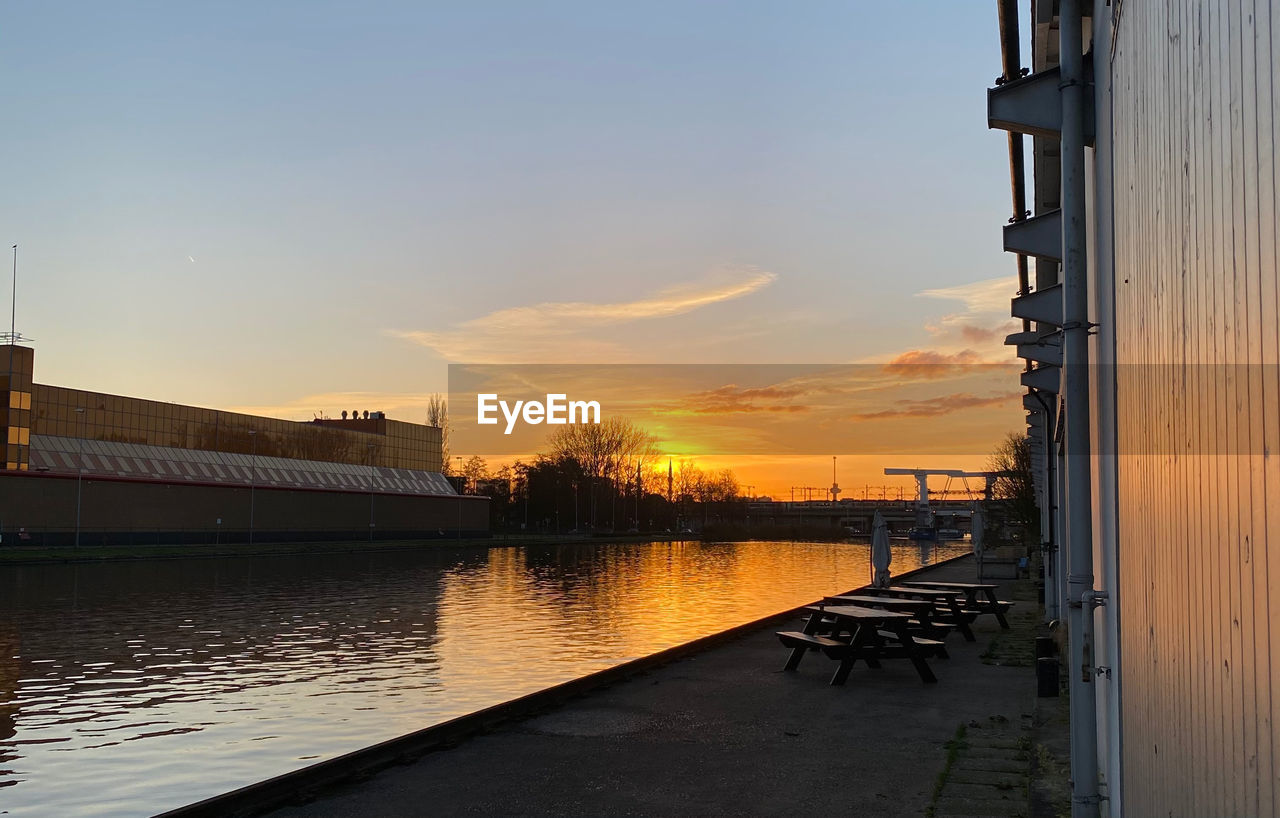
881,349,985,379
671,383,813,415
958,324,1013,344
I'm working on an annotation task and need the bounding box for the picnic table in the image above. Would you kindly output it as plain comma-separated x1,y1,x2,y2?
857,586,977,642
776,604,941,685
825,594,955,647
900,581,1013,629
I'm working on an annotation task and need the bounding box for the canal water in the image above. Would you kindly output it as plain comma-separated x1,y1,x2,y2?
0,539,966,816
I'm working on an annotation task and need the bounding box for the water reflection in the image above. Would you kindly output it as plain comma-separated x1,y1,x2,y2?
0,539,965,816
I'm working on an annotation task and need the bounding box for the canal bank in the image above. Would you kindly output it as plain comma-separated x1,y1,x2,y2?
164,555,1061,818
0,533,687,565
0,531,873,566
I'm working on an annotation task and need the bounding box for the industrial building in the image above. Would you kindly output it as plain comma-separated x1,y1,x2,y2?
0,345,487,544
990,2,1277,815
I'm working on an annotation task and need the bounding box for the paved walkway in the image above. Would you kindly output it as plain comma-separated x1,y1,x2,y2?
271,556,1042,818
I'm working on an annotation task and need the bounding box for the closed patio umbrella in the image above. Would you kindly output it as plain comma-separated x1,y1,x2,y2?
971,504,986,578
871,510,891,588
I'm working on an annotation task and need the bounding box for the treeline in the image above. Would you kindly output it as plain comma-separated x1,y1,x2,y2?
454,418,747,534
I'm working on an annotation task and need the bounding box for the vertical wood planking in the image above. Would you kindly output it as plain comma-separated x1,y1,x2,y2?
1261,3,1280,812
1109,0,1279,812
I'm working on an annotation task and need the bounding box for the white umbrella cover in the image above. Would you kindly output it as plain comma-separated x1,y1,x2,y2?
970,504,986,555
971,504,986,579
871,510,892,588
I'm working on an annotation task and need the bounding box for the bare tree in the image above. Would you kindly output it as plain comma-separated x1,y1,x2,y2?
426,393,450,472
544,417,659,528
460,454,489,493
672,459,702,502
986,431,1039,543
544,418,656,479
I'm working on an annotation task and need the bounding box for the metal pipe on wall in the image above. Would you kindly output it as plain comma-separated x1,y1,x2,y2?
1058,1,1101,815
1087,1,1123,806
996,0,1032,333
1032,390,1058,621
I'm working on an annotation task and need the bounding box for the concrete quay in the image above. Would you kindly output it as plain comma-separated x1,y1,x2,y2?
260,555,1057,818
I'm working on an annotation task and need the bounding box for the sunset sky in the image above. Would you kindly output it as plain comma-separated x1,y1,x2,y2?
2,2,1027,496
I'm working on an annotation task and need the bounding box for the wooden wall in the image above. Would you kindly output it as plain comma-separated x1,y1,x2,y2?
1109,2,1279,813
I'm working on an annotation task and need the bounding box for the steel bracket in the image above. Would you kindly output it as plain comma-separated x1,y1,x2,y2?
1021,365,1060,393
1011,284,1063,326
1003,208,1062,260
988,63,1095,145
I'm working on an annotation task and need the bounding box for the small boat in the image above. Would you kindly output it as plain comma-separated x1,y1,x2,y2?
907,526,937,541
937,527,962,539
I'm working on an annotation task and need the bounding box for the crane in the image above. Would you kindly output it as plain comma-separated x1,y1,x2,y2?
883,468,967,527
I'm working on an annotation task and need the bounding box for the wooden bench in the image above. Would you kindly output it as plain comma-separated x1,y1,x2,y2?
776,631,848,653
876,630,949,660
906,619,955,642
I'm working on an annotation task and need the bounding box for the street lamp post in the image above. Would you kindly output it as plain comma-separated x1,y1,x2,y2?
248,430,257,545
368,443,376,542
455,455,463,546
74,408,85,547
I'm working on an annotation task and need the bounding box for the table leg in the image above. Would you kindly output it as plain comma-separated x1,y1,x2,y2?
917,607,949,657
863,627,884,670
783,611,825,671
830,622,875,686
948,597,976,642
890,622,937,684
985,589,1011,629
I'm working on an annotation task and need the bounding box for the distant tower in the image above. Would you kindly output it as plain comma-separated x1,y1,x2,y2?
829,456,841,501
667,458,673,503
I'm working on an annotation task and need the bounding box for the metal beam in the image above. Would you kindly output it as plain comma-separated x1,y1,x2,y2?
1009,330,1064,367
1018,342,1063,366
1021,365,1060,393
1004,208,1063,259
989,67,1064,138
988,64,1095,144
1011,284,1063,326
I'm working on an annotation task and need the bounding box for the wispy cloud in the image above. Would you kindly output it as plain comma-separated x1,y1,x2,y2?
678,383,813,415
919,277,1017,313
849,390,1023,421
916,276,1021,351
390,267,777,363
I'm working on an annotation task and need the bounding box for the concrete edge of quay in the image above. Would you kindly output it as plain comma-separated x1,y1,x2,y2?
154,551,976,818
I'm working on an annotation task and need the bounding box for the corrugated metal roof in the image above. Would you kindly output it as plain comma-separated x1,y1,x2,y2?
27,434,457,497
